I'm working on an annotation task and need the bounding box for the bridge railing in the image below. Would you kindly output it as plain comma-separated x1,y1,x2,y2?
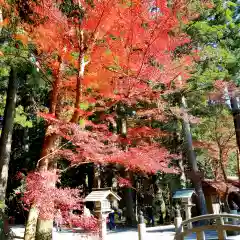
175,213,240,240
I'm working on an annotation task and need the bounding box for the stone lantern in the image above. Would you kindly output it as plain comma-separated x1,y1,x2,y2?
84,188,121,239
173,188,196,229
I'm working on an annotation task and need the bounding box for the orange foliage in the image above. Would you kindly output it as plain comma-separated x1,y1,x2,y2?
18,0,195,109
0,18,9,27
16,0,195,174
80,0,193,101
8,0,197,222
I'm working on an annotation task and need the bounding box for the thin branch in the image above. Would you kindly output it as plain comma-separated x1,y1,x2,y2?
37,140,72,164
3,53,52,85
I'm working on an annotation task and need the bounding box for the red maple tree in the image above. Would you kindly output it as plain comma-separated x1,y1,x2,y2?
2,0,200,237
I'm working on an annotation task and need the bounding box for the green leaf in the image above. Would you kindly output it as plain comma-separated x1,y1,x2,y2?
105,49,112,55
79,119,85,127
15,105,33,128
80,102,89,110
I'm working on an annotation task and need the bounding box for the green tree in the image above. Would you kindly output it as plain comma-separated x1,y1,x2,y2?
193,105,237,180
0,2,48,221
174,0,240,212
184,0,240,155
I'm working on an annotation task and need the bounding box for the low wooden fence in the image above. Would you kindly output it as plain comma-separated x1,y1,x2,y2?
175,213,240,240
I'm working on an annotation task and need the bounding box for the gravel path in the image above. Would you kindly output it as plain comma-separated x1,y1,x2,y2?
10,225,175,240
9,225,240,240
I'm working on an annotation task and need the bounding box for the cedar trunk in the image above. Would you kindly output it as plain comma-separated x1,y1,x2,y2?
120,117,136,225
230,96,240,178
181,95,208,215
0,8,3,33
0,67,17,211
93,164,101,188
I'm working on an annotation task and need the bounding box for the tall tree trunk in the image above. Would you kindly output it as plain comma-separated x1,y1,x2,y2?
0,66,17,214
109,116,118,191
179,157,187,188
181,95,208,215
25,59,62,240
172,123,187,189
219,151,227,182
24,133,60,240
123,171,136,225
237,150,240,180
230,96,240,157
120,116,136,225
229,95,240,180
24,207,39,240
0,8,3,34
93,164,101,189
23,128,29,151
35,29,87,238
218,151,229,211
154,186,165,223
35,134,60,240
111,174,118,192
26,91,62,240
26,27,87,240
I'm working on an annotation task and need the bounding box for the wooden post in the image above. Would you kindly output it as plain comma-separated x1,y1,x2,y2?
174,207,183,239
185,199,193,229
138,211,146,240
174,216,183,232
223,212,228,223
196,231,206,240
238,211,240,225
99,213,108,240
217,216,227,239
230,210,237,236
230,210,237,224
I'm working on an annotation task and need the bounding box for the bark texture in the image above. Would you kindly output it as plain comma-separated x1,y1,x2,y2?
0,8,3,34
93,164,101,189
181,95,208,215
34,59,64,239
120,117,136,225
36,219,53,240
25,61,62,239
0,67,17,210
24,133,60,240
24,206,39,240
230,96,240,166
33,30,87,237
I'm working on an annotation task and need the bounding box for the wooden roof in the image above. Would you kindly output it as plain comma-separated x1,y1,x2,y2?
173,189,195,199
202,179,239,195
84,188,121,202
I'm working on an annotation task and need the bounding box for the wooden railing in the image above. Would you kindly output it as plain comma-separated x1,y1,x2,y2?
175,213,240,240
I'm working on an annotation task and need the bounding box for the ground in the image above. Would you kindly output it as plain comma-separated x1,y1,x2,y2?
10,225,176,240
9,225,240,240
